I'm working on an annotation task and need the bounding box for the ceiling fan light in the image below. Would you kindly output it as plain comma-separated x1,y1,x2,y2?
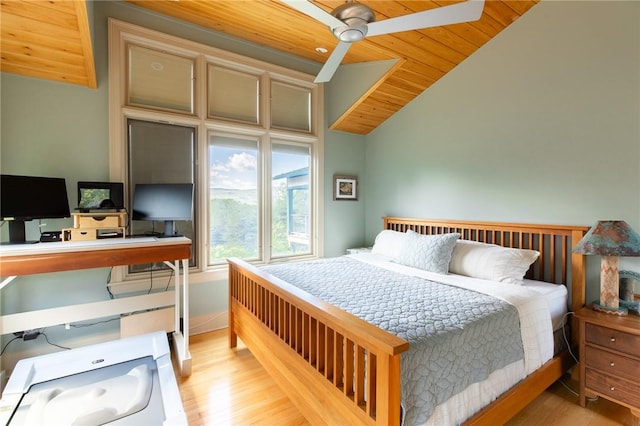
332,22,367,42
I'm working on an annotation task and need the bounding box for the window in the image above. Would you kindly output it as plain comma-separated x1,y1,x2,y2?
271,142,311,257
208,66,260,124
209,135,259,263
208,136,313,266
109,19,323,280
127,119,197,272
128,44,194,114
271,81,311,132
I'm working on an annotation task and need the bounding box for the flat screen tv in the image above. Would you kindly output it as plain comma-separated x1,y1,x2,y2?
1,174,71,244
131,183,193,237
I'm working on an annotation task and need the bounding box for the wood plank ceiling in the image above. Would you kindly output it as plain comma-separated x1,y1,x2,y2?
1,0,97,89
0,0,540,135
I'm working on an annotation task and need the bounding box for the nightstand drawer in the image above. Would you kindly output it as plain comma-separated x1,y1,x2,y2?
585,323,640,357
584,346,640,382
586,368,640,408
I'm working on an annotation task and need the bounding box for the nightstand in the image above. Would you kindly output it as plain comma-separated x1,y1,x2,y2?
576,307,640,419
346,247,372,255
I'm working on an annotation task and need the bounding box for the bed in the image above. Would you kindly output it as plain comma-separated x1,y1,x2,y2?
227,217,589,425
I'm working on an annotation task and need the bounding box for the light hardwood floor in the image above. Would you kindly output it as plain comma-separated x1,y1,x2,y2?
176,329,638,426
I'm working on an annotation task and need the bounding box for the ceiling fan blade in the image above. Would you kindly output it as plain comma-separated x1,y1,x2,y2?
314,41,351,83
367,0,485,37
280,0,344,29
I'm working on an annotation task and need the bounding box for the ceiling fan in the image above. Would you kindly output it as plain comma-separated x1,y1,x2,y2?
281,0,485,83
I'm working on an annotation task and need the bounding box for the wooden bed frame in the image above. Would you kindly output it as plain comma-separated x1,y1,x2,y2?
228,217,589,425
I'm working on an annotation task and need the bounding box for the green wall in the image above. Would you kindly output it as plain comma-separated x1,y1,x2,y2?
0,1,364,365
359,0,640,304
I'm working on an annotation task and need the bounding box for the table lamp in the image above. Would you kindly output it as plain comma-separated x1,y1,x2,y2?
572,220,640,315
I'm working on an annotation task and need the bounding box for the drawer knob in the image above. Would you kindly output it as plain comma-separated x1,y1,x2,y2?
610,386,616,391
610,336,616,342
610,362,615,367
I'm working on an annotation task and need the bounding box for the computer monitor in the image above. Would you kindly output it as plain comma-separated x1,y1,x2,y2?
0,174,71,244
77,181,124,211
131,183,194,237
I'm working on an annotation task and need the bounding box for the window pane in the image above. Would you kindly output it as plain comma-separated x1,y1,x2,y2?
271,142,311,257
271,81,311,132
128,45,194,113
209,135,259,264
128,119,197,272
208,66,259,123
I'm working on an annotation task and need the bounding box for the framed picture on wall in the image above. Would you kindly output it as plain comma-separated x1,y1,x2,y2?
333,175,358,201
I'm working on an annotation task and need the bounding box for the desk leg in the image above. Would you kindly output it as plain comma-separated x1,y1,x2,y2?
0,276,16,387
181,258,189,352
165,259,192,376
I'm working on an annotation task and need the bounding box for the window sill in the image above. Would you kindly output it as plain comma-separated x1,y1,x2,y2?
109,255,321,293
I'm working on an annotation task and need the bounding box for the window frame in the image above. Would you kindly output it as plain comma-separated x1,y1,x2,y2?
108,19,324,288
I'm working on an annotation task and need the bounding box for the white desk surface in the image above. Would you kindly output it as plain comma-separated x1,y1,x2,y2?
0,236,191,257
0,235,193,376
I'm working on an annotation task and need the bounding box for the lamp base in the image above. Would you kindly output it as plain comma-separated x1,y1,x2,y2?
591,301,628,316
620,299,640,312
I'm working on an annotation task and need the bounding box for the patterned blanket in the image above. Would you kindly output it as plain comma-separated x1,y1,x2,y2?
262,257,524,424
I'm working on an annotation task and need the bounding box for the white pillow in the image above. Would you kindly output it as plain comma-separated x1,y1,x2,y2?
397,230,460,274
371,230,408,260
449,240,540,285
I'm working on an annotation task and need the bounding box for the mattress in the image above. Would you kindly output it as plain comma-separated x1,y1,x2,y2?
521,278,568,332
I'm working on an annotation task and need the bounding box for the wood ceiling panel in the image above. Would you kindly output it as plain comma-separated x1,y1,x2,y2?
365,32,458,71
1,26,85,55
0,0,96,88
397,60,444,84
0,0,540,134
483,0,524,26
2,0,79,29
1,9,81,41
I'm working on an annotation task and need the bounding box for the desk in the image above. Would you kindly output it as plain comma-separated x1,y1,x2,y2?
0,237,192,376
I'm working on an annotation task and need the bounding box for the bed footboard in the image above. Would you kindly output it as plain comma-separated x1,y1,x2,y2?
228,258,409,426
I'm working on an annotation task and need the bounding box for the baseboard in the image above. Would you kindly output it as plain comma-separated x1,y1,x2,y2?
189,310,228,335
120,307,175,338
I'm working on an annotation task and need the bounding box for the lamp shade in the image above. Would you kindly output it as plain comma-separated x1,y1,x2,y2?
572,220,640,256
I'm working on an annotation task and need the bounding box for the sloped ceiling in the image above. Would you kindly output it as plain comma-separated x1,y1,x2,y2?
0,0,540,134
1,0,97,89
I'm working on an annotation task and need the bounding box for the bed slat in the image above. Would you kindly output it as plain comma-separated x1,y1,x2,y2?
228,259,408,425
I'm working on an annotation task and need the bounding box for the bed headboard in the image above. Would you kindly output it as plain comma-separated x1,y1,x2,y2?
382,217,590,313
